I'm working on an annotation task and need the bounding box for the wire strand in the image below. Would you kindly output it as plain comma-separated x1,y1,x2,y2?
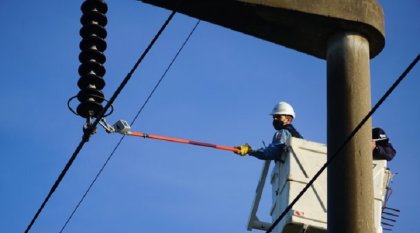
58,19,201,233
24,11,176,233
58,136,126,233
131,20,201,125
266,53,419,233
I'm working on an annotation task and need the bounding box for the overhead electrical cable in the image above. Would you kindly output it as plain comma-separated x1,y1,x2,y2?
266,53,419,233
59,20,201,233
130,20,201,124
24,11,176,233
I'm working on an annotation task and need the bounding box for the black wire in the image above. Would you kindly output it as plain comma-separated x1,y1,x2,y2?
58,135,126,233
266,53,419,233
58,19,201,233
131,20,201,124
24,10,176,233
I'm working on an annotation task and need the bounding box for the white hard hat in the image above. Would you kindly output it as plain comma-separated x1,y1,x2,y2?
270,101,296,118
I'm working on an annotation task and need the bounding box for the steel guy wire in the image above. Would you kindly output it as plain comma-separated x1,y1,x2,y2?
266,53,419,233
24,11,176,233
58,19,201,233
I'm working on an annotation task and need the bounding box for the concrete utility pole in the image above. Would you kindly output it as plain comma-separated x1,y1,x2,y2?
140,1,385,232
327,32,374,233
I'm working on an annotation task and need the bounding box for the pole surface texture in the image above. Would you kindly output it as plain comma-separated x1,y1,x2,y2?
327,32,374,233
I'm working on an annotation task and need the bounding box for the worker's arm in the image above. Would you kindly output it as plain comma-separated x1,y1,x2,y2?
373,142,396,161
249,130,290,161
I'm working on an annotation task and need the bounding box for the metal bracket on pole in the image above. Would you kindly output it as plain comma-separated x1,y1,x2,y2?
247,160,272,231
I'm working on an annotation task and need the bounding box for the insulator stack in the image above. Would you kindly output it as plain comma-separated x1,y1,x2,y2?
76,0,108,118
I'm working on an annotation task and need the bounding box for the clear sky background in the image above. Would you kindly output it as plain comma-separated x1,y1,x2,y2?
0,1,419,233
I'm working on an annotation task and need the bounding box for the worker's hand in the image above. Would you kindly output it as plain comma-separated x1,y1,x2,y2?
234,143,252,156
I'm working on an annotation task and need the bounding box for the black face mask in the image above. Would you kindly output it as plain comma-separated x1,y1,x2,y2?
272,119,284,130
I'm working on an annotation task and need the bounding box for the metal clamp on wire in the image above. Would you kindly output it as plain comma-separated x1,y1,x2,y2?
99,118,115,133
98,118,131,135
83,117,97,140
113,120,131,134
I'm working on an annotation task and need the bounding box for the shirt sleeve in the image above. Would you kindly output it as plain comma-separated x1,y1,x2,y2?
373,143,396,161
249,129,291,161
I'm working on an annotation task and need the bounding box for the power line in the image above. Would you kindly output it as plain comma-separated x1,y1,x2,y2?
266,53,419,233
24,10,176,233
58,20,201,233
130,20,201,124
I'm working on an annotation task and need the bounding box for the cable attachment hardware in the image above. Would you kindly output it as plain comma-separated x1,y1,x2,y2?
82,117,97,140
113,120,131,134
99,118,115,133
98,119,131,135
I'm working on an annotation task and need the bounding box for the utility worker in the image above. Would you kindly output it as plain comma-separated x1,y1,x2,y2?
234,101,303,160
372,127,396,161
